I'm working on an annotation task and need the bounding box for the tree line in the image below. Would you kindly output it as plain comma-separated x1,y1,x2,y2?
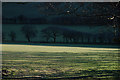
2,15,47,24
2,25,120,44
2,15,116,26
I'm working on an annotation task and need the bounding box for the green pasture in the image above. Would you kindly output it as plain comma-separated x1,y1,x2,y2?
1,44,120,79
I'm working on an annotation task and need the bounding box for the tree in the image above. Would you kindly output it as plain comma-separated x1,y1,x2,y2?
85,33,92,43
41,26,61,43
62,29,71,43
21,25,37,42
98,32,105,43
62,28,82,43
8,31,16,42
93,34,97,43
41,28,51,42
80,32,84,43
62,29,75,43
2,32,6,42
69,31,82,43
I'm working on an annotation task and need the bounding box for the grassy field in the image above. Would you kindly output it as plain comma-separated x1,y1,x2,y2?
1,44,120,80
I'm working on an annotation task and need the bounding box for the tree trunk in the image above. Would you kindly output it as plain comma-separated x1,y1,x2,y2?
88,37,90,43
27,37,30,42
81,37,83,43
93,37,96,43
53,37,56,43
11,37,15,42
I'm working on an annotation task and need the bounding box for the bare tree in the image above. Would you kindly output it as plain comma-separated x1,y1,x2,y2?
62,29,74,43
21,25,37,42
70,31,81,43
62,29,82,43
8,31,16,42
2,32,6,42
93,34,97,43
41,28,51,42
85,33,92,43
98,32,104,43
41,26,61,43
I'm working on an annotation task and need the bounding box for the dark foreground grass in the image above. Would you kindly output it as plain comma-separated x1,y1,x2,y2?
2,47,119,80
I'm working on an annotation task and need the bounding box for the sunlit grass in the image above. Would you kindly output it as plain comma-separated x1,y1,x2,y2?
1,44,119,53
2,44,119,79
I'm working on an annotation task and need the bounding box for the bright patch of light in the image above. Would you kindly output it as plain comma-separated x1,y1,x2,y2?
67,11,70,13
108,16,114,20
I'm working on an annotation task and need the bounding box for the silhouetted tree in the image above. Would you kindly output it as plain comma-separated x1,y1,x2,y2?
41,26,61,43
8,31,16,42
93,35,97,43
87,36,90,43
62,29,82,43
2,32,6,42
62,30,70,43
98,33,104,43
85,33,92,43
80,32,84,43
62,29,74,43
71,31,82,43
21,25,37,42
41,28,51,42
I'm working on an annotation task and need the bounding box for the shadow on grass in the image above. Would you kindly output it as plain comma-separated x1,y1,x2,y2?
2,70,120,80
2,41,120,48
